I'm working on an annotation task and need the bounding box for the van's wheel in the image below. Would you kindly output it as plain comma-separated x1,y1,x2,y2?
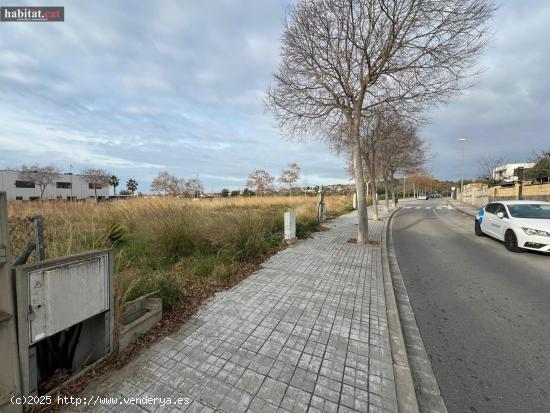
504,230,521,252
475,220,484,236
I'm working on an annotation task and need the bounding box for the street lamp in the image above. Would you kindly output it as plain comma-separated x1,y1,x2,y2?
458,138,466,202
69,163,73,201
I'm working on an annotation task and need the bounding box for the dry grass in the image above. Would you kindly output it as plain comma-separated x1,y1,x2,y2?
8,195,353,310
12,195,353,406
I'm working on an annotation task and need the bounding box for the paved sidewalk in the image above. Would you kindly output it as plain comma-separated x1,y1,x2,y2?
446,199,478,217
71,213,397,412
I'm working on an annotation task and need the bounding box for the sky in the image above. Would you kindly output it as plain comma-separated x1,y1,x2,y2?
0,0,549,192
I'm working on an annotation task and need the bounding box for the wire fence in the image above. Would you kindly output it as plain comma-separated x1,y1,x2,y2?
8,215,44,265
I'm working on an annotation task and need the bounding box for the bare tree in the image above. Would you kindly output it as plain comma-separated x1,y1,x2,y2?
184,178,204,198
150,172,204,197
267,0,494,243
408,170,433,197
150,171,179,195
279,163,301,196
246,169,275,196
19,164,61,200
376,117,428,210
81,168,110,200
477,156,507,185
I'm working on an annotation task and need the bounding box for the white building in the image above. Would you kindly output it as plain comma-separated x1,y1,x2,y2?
492,163,535,183
0,170,109,201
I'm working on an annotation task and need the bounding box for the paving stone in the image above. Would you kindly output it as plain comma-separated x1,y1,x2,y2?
67,213,398,412
257,377,288,406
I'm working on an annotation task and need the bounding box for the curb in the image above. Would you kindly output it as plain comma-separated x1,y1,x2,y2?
382,208,448,413
446,200,477,218
381,209,419,413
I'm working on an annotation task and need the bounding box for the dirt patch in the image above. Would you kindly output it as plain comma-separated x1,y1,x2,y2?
347,238,381,247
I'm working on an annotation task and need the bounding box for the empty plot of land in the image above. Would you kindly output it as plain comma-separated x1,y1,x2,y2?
72,213,396,413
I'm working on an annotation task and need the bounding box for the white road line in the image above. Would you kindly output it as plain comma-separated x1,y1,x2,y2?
416,207,422,209
425,206,431,209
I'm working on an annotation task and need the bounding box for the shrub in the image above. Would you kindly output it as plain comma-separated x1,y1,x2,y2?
8,195,353,311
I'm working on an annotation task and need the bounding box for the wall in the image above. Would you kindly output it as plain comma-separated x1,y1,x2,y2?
461,182,550,204
0,171,109,201
460,183,490,208
488,182,550,202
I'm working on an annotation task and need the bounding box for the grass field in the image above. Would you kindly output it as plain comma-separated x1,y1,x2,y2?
8,196,353,313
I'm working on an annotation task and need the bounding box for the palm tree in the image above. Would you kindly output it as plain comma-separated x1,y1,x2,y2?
109,175,119,196
126,179,138,196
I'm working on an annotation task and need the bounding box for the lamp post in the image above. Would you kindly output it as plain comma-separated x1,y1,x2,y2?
458,138,466,202
69,163,73,201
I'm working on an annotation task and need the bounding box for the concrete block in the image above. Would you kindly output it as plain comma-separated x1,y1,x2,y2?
284,211,297,244
119,297,162,351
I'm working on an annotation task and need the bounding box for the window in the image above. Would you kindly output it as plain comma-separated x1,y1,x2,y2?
15,196,23,201
56,182,72,189
88,183,102,189
15,180,35,188
485,203,497,214
508,204,550,219
494,204,509,218
29,197,40,201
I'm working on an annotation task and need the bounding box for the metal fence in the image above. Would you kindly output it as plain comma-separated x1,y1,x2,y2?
8,215,45,265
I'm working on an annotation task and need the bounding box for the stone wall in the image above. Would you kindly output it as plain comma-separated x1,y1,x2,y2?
461,182,550,205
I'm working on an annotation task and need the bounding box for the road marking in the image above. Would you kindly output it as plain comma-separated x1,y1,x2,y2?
416,207,422,209
425,207,431,209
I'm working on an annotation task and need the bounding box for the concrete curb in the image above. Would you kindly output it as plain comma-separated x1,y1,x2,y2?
381,209,419,413
383,208,448,413
447,199,477,218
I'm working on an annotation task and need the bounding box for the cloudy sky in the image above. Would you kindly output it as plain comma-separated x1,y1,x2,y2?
0,1,549,192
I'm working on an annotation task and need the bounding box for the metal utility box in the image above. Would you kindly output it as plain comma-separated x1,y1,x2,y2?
27,254,110,344
16,250,114,396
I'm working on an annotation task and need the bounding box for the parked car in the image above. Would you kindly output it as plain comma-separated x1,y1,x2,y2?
417,194,428,200
475,200,550,253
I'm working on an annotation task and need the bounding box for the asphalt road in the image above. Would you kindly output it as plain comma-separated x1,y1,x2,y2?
392,199,550,413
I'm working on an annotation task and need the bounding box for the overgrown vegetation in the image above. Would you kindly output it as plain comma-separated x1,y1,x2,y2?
8,196,352,311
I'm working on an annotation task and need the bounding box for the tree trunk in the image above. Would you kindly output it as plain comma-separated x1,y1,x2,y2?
391,174,397,207
94,187,98,200
351,119,369,244
384,180,389,213
370,178,379,220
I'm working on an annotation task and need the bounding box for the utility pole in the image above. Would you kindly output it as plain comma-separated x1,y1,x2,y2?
458,138,466,202
402,176,406,199
69,163,73,201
